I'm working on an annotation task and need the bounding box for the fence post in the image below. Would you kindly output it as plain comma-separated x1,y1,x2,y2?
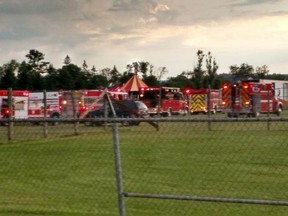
267,88,270,130
156,87,162,131
8,88,14,141
104,91,108,130
43,90,48,138
71,91,79,135
107,92,126,216
207,85,212,131
112,121,126,216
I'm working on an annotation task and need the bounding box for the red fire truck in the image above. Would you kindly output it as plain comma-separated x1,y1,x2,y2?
139,87,188,116
221,80,283,117
0,90,29,125
28,91,61,119
184,88,222,114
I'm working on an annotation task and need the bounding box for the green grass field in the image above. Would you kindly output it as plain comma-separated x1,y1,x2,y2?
0,118,288,215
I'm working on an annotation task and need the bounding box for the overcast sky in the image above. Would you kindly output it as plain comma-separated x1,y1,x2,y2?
0,0,287,78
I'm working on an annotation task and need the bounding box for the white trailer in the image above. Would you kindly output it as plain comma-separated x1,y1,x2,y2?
260,79,288,101
29,91,61,118
0,90,29,119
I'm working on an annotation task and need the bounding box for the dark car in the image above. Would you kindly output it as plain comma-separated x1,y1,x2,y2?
85,100,149,126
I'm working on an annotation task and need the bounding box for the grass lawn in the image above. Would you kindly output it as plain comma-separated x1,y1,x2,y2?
0,119,287,215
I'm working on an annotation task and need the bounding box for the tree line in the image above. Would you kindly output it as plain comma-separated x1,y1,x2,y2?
0,49,287,91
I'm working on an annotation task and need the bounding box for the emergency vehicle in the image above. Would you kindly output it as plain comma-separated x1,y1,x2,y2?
221,80,283,117
139,87,188,116
59,90,84,118
184,88,222,114
28,91,61,119
0,90,29,121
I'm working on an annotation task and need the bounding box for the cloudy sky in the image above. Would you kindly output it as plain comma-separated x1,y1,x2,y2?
0,0,287,78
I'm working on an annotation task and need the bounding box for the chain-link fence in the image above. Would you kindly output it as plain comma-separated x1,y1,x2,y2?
0,88,288,215
0,114,288,216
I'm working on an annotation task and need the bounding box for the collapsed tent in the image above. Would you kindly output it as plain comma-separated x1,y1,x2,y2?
120,75,148,92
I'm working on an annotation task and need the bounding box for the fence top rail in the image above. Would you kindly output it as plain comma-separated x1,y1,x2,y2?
1,117,288,123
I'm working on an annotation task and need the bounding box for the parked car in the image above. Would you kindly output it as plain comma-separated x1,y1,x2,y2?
85,100,150,126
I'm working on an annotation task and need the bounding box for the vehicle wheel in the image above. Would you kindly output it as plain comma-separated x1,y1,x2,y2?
121,115,131,126
1,116,9,126
51,114,60,126
252,112,260,118
227,113,239,118
276,105,282,116
183,108,190,116
211,106,217,114
1,122,8,127
166,109,172,117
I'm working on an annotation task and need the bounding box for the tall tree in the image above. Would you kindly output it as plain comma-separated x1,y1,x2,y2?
165,74,193,90
25,49,49,74
109,65,121,85
206,51,219,88
64,55,72,65
58,64,86,90
229,63,254,81
119,71,135,85
17,61,31,90
43,64,59,90
192,50,206,89
143,75,160,87
255,65,269,79
155,67,168,81
0,60,18,89
25,49,49,90
139,61,150,79
127,61,152,79
82,60,89,73
91,65,97,74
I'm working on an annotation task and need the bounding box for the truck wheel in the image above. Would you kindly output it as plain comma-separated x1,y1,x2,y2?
183,108,190,116
1,121,8,127
252,112,260,117
51,114,60,126
167,109,172,117
210,107,217,114
163,109,172,117
1,116,9,126
276,106,282,116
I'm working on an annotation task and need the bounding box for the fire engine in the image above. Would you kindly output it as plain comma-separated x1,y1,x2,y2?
139,87,188,116
0,90,29,122
184,88,222,114
28,91,61,119
221,80,283,117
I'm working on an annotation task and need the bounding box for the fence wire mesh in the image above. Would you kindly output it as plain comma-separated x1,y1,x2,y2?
0,116,288,216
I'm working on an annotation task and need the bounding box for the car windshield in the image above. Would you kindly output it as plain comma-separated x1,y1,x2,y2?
135,101,148,109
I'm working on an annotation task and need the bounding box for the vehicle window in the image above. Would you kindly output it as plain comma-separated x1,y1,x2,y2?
125,101,137,109
29,101,37,108
135,101,148,109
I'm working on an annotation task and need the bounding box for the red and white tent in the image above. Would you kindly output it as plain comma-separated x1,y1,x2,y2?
121,75,148,92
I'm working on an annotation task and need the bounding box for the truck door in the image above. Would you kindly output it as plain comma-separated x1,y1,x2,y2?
251,94,261,117
14,98,28,118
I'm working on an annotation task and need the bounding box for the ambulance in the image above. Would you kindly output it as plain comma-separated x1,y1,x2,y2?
0,90,29,125
28,91,61,119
